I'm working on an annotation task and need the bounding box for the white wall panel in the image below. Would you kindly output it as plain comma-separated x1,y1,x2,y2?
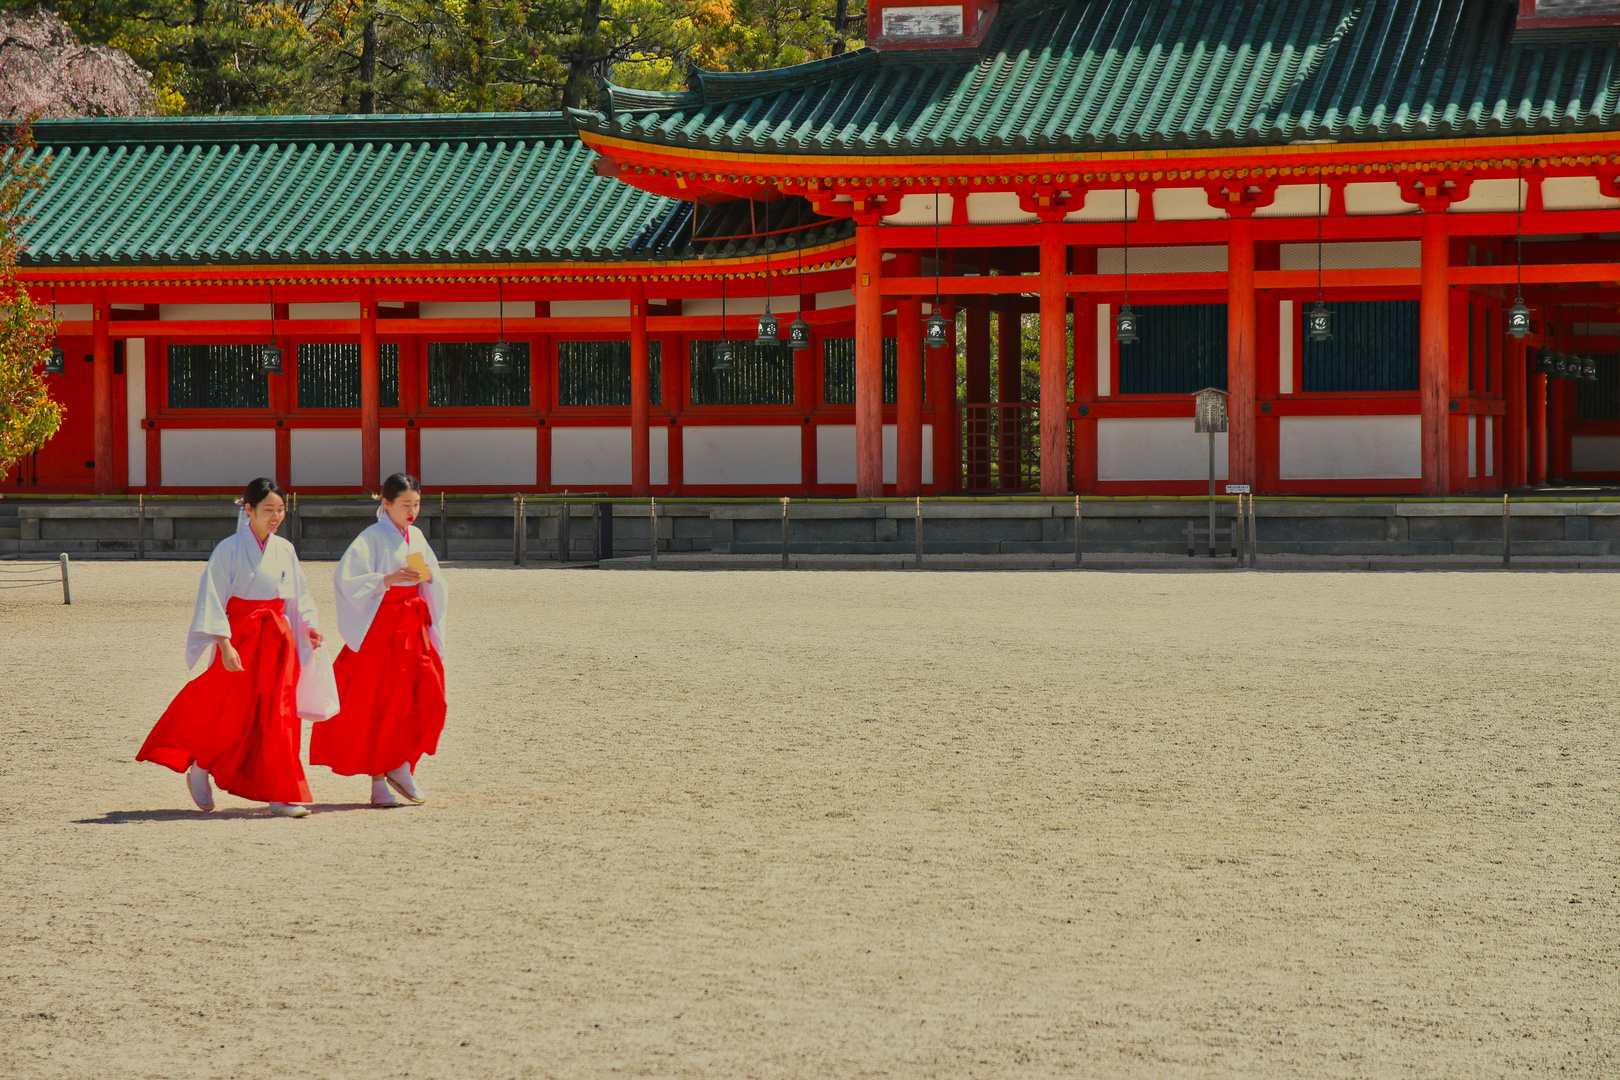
1151,187,1224,221
159,304,270,321
161,429,275,487
965,192,1036,224
291,428,361,487
684,295,801,316
684,426,801,486
1067,188,1138,222
1254,183,1330,218
1097,418,1228,481
1278,415,1421,479
548,300,628,318
1467,415,1478,478
547,427,669,487
125,339,146,486
1541,176,1620,212
1571,435,1620,472
290,303,361,319
419,301,536,319
1096,304,1111,397
1343,183,1413,216
1485,416,1494,477
419,428,536,486
1280,240,1420,270
811,424,931,484
1097,245,1226,274
1450,179,1527,213
884,193,953,225
1278,302,1294,395
52,304,93,320
815,289,855,311
382,429,407,479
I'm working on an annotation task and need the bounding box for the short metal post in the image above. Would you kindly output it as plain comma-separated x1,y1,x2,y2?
1074,495,1082,567
781,497,790,569
519,496,528,567
591,503,602,562
1502,493,1511,568
59,553,71,605
649,497,658,568
136,494,145,560
439,493,449,561
512,496,521,566
1186,520,1195,558
559,502,571,564
915,496,923,570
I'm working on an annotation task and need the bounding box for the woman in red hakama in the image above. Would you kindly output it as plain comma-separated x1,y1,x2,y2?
138,478,324,818
310,473,448,808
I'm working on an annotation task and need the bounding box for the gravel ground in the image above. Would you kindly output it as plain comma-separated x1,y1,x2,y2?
1,561,1615,1079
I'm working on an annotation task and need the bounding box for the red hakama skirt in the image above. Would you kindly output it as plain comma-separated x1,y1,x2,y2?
138,596,311,804
309,585,446,777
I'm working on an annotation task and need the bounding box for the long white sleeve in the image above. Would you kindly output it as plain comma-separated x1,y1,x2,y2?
185,540,238,669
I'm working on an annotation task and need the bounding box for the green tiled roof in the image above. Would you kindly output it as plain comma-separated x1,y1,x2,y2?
576,0,1620,156
22,113,682,267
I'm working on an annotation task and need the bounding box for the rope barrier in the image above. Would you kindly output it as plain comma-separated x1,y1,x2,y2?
0,555,71,602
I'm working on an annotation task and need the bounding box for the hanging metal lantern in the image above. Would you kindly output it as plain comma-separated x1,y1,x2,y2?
490,339,514,375
787,314,811,352
1581,354,1600,382
925,310,949,350
1506,298,1532,339
713,339,736,372
259,342,283,374
1535,346,1557,375
45,343,65,375
1115,303,1139,345
756,310,779,343
1553,351,1573,379
1306,300,1333,343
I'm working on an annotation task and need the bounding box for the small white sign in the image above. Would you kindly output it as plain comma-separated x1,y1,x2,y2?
1225,484,1251,494
882,4,963,36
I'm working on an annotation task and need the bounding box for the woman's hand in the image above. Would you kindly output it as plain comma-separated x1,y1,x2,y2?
383,567,423,587
307,628,325,649
219,637,244,672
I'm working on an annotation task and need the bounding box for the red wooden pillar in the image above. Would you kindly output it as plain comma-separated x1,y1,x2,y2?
996,309,1021,488
1529,367,1548,485
854,215,884,497
630,283,651,496
895,251,923,496
360,285,381,492
1038,215,1068,495
1419,211,1450,495
1071,247,1097,494
1226,216,1257,488
92,289,115,493
1506,338,1527,487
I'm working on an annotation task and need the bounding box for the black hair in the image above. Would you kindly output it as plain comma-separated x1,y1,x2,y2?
381,473,421,501
242,477,285,508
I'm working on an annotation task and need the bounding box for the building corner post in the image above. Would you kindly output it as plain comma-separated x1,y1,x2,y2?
854,211,884,497
1038,215,1068,495
1419,210,1451,496
1226,215,1257,489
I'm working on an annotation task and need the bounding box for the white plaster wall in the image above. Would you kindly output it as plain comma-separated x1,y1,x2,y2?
684,295,801,316
292,428,361,487
549,300,629,318
1254,184,1330,218
884,193,953,225
965,192,1036,225
1067,188,1138,222
1150,187,1225,221
125,339,146,486
159,304,270,321
814,424,930,484
1467,415,1478,478
1279,240,1421,270
1278,415,1421,479
1571,435,1620,472
1541,176,1620,211
816,289,855,311
684,426,801,486
419,428,536,486
1278,302,1294,395
1096,245,1226,274
382,430,406,478
290,303,361,319
1343,183,1414,216
550,426,669,486
52,304,93,321
1098,418,1227,481
1485,415,1494,477
161,429,275,487
419,301,537,319
1450,179,1527,213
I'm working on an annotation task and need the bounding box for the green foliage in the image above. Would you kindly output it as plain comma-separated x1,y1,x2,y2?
27,0,864,115
0,124,63,486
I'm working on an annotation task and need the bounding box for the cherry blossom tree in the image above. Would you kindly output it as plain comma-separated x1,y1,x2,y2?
0,7,154,118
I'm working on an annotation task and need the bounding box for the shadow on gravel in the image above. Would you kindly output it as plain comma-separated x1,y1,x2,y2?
74,803,378,824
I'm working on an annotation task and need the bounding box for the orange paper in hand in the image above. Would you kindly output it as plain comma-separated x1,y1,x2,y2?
406,552,432,582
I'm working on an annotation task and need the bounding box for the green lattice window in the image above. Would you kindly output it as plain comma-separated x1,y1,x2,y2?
689,340,794,405
427,342,530,407
1118,305,1228,395
558,340,662,406
822,337,899,405
296,343,400,408
1302,301,1419,393
167,344,268,409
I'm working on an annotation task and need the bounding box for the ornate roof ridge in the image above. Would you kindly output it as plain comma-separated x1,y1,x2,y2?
28,112,577,148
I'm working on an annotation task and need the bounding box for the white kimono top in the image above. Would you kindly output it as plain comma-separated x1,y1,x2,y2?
333,515,448,655
187,514,320,671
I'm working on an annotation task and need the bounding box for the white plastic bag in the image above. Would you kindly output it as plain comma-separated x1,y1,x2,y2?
296,645,341,720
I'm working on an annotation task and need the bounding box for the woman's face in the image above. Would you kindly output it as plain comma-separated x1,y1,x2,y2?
248,492,285,537
384,490,421,531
